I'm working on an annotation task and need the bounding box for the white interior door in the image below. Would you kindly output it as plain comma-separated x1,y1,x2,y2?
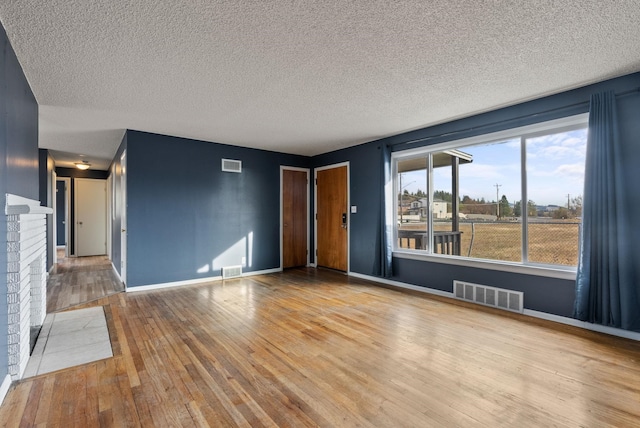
120,150,127,284
75,178,107,256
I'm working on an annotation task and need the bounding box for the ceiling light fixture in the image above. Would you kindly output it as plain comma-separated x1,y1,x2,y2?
75,160,91,170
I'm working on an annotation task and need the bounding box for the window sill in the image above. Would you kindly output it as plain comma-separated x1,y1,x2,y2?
392,250,577,281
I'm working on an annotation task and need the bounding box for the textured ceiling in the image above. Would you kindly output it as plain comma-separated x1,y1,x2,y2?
1,1,640,170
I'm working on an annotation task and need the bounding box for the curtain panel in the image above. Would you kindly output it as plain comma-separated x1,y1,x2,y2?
574,90,640,331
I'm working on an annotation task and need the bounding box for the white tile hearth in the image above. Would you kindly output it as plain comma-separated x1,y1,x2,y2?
24,306,112,377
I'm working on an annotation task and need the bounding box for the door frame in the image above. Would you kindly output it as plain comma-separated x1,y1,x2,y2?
280,166,311,269
314,161,350,273
56,177,71,258
51,171,57,266
74,177,107,257
120,150,127,287
106,173,112,260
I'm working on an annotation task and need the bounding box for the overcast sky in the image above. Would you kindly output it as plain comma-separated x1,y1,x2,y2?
401,128,587,207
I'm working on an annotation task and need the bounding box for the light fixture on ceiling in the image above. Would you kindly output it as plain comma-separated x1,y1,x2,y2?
75,160,91,170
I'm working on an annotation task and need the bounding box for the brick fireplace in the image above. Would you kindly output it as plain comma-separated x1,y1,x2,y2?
5,194,52,380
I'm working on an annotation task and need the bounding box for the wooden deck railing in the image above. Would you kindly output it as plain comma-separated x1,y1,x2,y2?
397,230,463,256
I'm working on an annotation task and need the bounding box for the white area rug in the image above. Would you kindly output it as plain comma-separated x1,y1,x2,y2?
24,306,112,377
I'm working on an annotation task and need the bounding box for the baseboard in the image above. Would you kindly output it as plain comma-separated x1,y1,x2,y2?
349,272,640,342
522,309,640,341
348,272,453,299
242,267,283,277
0,374,11,408
126,267,283,293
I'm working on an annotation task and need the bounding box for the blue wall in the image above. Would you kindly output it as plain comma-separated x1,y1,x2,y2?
0,22,39,383
123,131,309,287
311,72,640,319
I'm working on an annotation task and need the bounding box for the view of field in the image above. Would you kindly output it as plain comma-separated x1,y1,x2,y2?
399,221,581,266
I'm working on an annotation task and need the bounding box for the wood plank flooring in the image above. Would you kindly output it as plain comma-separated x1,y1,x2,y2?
2,261,640,426
47,253,124,313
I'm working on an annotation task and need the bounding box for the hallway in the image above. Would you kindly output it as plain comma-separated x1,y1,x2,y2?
47,251,125,313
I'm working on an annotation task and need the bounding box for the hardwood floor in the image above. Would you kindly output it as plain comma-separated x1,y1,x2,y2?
47,253,124,313
2,264,640,426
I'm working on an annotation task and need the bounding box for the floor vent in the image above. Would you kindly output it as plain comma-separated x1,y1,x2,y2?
222,265,242,279
453,280,524,313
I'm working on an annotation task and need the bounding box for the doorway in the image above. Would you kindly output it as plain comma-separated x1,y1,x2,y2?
315,162,349,272
120,150,127,285
74,178,107,256
56,177,71,258
281,167,309,268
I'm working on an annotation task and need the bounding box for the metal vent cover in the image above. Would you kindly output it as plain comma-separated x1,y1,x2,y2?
222,159,242,173
222,265,242,279
453,280,524,313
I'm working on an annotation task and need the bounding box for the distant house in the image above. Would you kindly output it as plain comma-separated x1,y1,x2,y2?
408,198,449,219
536,204,562,216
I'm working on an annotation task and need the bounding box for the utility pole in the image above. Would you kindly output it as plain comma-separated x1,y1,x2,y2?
567,193,571,210
494,184,501,219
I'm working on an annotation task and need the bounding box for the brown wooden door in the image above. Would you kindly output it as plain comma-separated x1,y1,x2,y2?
283,169,308,268
316,165,348,271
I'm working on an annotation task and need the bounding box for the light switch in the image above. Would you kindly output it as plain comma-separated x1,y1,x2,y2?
351,205,357,213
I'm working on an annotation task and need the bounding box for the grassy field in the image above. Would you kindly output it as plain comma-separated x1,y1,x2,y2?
399,221,580,266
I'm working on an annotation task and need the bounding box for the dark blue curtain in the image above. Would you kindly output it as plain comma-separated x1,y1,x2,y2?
574,91,640,331
380,144,393,277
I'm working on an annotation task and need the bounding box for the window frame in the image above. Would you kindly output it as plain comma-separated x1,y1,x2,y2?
391,113,589,280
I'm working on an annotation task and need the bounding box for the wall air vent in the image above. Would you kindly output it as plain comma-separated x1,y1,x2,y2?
453,280,524,313
222,265,242,279
222,159,242,173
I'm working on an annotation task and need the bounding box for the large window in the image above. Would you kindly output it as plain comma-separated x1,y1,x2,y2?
392,115,588,270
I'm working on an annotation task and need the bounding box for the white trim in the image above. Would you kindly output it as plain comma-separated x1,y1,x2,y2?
280,166,311,269
393,250,577,281
120,150,127,285
58,177,71,257
106,174,112,260
348,272,454,298
243,267,282,277
111,261,124,289
126,267,283,292
4,193,53,215
0,374,11,408
73,178,107,257
314,161,351,273
390,113,589,276
52,171,58,266
349,272,639,342
127,276,224,292
523,309,640,341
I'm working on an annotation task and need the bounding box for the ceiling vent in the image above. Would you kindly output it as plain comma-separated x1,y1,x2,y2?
222,159,242,173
